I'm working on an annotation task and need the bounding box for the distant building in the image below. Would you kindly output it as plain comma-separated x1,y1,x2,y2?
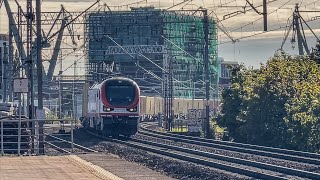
0,34,9,101
85,7,219,99
219,57,239,88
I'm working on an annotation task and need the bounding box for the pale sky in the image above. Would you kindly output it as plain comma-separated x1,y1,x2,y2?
1,0,320,73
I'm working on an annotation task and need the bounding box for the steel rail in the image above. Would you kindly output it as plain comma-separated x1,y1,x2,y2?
140,123,320,160
86,130,290,180
46,141,71,154
45,133,97,153
130,137,320,179
138,129,320,165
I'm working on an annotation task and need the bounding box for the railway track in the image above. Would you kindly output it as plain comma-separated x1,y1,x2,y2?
138,122,320,178
139,123,320,166
45,133,97,154
86,129,320,180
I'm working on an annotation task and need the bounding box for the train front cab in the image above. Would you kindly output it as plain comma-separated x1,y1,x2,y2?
102,114,139,137
100,78,140,137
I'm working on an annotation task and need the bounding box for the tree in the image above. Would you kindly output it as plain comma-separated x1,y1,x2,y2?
217,53,320,152
310,41,320,64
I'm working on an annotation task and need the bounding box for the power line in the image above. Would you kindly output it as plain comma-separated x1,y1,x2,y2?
105,0,147,10
62,51,87,73
219,15,320,44
216,0,320,44
303,0,320,7
214,0,279,21
104,34,212,90
230,0,292,32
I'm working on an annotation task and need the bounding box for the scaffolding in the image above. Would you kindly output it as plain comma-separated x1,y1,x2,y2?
84,7,219,99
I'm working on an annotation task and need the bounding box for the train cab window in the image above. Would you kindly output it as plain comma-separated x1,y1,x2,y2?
106,84,135,106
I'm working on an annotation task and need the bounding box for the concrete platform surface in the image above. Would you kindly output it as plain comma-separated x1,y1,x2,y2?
78,153,176,180
0,155,121,180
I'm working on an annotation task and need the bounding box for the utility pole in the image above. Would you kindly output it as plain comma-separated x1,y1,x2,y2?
26,0,34,118
263,0,267,31
2,42,7,102
162,48,173,131
58,51,64,133
169,57,173,131
8,15,13,102
73,59,76,119
18,6,25,116
293,4,310,55
203,9,210,138
294,4,304,55
26,0,36,153
0,44,2,102
163,52,169,130
36,0,44,154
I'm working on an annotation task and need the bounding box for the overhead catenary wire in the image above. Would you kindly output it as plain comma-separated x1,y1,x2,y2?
220,22,317,45
167,0,191,10
207,9,237,43
106,0,147,10
161,35,202,65
299,14,320,42
62,51,87,73
105,35,167,74
302,0,320,8
104,35,210,89
104,34,163,81
161,34,218,72
46,0,100,43
211,0,279,21
105,34,191,85
217,0,320,44
280,15,294,49
220,8,320,44
230,0,292,32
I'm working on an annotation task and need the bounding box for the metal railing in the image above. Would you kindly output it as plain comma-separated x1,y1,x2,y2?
172,119,188,132
0,118,77,155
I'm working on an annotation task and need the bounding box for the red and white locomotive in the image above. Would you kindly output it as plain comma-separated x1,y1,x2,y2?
83,77,140,137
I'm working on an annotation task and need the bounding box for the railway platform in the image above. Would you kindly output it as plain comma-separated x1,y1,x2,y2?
0,153,175,180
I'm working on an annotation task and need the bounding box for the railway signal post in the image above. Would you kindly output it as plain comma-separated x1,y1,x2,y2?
203,9,210,138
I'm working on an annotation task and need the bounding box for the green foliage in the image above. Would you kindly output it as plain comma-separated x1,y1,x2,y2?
210,118,225,140
217,53,320,152
310,41,320,64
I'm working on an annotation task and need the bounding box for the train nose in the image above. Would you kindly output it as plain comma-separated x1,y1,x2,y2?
113,116,123,121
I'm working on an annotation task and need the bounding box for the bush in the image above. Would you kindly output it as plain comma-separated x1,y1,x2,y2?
217,53,320,152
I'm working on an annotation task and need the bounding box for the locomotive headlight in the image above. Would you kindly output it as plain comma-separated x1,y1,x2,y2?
127,107,137,112
103,106,114,112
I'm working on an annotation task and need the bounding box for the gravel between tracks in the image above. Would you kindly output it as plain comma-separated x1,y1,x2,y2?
45,134,88,155
134,134,320,173
72,129,251,180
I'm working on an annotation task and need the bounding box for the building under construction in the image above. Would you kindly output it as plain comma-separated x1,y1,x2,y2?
85,7,219,99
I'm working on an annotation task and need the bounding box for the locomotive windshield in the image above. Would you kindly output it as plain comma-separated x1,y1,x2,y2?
106,85,135,106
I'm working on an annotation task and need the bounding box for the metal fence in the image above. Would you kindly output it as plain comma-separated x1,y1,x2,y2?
171,119,188,132
0,118,77,155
